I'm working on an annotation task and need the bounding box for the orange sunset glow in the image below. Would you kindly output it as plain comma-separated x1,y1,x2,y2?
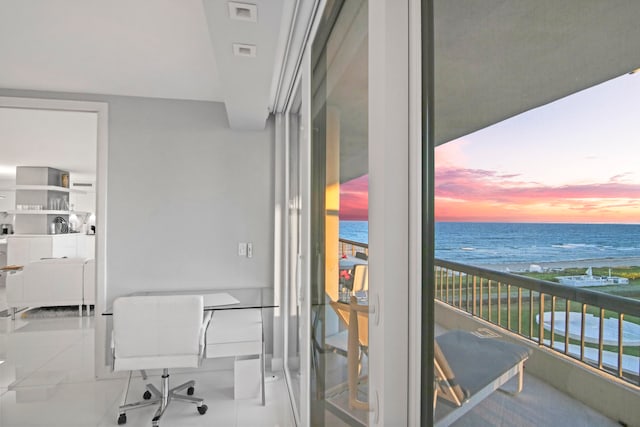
340,169,640,223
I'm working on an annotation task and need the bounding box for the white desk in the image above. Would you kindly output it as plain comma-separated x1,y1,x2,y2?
104,288,276,405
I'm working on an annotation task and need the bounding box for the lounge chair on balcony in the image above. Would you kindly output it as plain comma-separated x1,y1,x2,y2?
434,329,532,426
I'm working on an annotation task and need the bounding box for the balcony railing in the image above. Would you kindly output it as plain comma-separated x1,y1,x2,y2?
435,258,640,386
338,238,368,258
338,236,640,386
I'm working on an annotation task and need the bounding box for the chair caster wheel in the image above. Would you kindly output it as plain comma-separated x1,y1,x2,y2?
143,390,152,400
197,404,208,415
117,413,127,425
187,386,195,395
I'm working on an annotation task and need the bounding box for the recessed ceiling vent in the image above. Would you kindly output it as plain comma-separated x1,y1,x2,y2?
233,43,257,58
228,2,257,22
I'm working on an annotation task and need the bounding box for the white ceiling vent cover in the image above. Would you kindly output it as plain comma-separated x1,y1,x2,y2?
228,2,257,22
233,43,257,58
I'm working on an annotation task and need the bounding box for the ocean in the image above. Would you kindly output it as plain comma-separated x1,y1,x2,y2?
339,221,640,266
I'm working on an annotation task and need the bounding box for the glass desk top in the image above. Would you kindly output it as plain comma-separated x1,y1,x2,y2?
103,287,276,315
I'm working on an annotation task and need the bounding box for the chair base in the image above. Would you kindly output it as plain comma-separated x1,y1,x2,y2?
118,369,207,427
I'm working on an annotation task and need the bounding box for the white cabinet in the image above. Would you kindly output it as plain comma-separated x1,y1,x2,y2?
7,236,54,265
51,234,77,258
7,235,92,266
76,234,95,259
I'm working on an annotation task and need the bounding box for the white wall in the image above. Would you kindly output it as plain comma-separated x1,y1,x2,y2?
105,96,274,300
0,89,275,302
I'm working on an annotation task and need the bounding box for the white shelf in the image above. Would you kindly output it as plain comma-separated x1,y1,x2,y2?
8,210,70,215
3,185,86,194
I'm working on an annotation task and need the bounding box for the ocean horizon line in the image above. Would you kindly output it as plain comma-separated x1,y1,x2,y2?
340,219,640,226
339,221,640,265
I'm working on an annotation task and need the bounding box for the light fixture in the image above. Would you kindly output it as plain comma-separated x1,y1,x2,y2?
232,43,257,58
629,67,640,75
228,2,257,22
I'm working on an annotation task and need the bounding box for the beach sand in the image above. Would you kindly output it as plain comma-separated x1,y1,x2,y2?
477,256,640,273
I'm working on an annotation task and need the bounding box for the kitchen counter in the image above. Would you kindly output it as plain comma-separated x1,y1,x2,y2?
5,233,94,238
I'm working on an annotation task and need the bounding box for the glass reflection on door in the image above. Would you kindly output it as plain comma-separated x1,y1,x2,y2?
310,0,369,425
285,85,303,423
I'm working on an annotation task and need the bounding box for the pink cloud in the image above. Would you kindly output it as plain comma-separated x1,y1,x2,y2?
340,174,368,220
435,166,640,223
436,167,640,203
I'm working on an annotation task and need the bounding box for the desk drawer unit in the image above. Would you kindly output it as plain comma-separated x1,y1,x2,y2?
206,308,265,402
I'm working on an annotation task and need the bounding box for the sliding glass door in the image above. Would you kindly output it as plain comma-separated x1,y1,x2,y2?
282,1,415,424
309,1,370,425
284,84,303,424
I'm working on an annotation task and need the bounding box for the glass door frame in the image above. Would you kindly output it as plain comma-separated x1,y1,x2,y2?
366,1,423,424
281,40,315,425
279,0,425,423
283,74,305,426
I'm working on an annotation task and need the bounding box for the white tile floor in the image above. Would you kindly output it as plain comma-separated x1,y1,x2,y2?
0,287,625,427
0,313,295,427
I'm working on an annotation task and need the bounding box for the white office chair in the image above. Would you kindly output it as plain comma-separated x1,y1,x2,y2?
112,295,212,426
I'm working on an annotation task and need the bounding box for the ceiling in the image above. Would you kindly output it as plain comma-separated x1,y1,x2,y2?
434,0,640,145
0,0,294,131
1,0,640,179
323,0,640,182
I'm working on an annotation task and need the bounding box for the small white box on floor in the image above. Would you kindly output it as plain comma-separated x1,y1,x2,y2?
234,355,261,399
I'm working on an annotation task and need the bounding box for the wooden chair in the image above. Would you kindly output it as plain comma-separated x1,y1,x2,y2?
351,264,368,296
329,295,369,410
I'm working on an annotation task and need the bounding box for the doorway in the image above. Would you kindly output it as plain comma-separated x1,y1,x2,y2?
0,96,108,377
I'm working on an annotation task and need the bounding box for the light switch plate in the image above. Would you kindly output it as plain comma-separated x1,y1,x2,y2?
247,243,253,258
238,242,247,256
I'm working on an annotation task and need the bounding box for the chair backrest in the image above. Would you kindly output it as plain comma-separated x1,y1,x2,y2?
351,264,368,294
113,295,204,362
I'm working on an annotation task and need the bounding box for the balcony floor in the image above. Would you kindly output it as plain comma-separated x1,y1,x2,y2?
447,371,619,427
435,325,620,427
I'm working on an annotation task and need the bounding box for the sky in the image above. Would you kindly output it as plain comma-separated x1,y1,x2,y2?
341,73,640,223
340,174,368,220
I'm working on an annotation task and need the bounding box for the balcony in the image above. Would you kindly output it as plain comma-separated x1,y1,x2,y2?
337,238,640,426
